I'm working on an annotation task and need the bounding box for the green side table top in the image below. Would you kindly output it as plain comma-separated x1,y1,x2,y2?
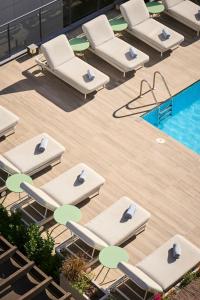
6,173,33,193
54,204,81,225
109,16,128,32
99,246,129,269
146,1,165,14
69,36,90,52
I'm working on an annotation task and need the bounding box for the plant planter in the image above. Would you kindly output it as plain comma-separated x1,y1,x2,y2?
60,273,108,300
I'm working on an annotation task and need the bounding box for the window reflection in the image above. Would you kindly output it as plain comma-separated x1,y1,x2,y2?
70,0,98,22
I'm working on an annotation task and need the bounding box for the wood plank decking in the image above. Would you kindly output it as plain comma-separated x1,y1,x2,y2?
0,13,200,286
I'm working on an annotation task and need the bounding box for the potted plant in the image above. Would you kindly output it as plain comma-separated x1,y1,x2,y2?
60,255,107,300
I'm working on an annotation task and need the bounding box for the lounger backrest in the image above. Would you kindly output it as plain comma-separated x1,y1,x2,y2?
82,15,115,49
41,35,74,70
0,105,19,126
162,0,184,9
118,262,163,293
67,221,108,250
120,0,149,29
20,182,59,211
0,155,19,174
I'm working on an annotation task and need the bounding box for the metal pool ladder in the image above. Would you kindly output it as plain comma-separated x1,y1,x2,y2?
153,71,173,125
139,71,173,125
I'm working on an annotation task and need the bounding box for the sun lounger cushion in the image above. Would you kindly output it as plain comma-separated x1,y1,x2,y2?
82,15,115,49
0,106,19,137
94,37,149,72
41,163,105,206
162,0,183,9
20,182,60,211
165,0,200,32
54,57,109,95
41,35,74,70
67,221,108,250
120,0,149,29
2,133,65,174
132,18,184,52
118,262,163,292
85,196,151,247
83,14,149,73
137,235,200,291
120,0,184,52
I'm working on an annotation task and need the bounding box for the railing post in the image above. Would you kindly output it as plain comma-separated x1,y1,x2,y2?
39,8,42,42
7,23,11,57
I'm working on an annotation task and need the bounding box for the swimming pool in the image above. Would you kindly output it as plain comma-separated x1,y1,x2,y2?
142,80,200,155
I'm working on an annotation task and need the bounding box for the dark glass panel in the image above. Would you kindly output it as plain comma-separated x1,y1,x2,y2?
63,0,71,27
71,0,98,23
41,0,63,40
0,26,9,60
9,12,40,54
99,0,115,9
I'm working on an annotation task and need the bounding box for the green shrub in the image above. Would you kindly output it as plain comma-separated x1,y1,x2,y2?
0,205,60,280
0,204,27,251
24,224,60,277
25,225,54,262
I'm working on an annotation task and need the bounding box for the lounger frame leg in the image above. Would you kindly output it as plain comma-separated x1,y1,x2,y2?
84,94,87,100
111,275,149,300
95,265,104,281
123,72,126,78
3,127,16,137
100,267,110,285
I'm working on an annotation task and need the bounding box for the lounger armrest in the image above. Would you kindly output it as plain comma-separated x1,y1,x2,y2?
35,54,47,66
67,221,108,250
20,182,59,211
0,155,19,174
118,262,163,293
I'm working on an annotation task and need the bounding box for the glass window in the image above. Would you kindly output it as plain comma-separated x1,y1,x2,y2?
41,0,63,40
99,0,115,9
70,0,98,23
9,12,40,54
0,26,9,60
63,0,71,27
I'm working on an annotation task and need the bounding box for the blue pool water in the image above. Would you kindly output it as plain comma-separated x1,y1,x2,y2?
143,80,200,155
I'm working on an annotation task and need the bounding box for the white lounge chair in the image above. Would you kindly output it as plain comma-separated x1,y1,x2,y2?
162,0,200,36
35,35,110,99
0,133,65,194
11,163,105,226
120,0,184,56
82,15,149,77
110,235,200,299
0,106,19,139
56,197,151,264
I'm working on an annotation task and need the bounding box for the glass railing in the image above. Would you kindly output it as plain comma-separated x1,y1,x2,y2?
0,0,121,64
0,0,65,62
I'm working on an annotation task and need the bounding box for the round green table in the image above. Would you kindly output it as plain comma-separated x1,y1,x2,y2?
109,16,128,32
146,1,165,15
6,173,33,193
96,246,129,284
53,204,81,225
69,36,89,53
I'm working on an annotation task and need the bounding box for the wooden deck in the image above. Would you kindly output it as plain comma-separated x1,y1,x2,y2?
0,12,200,287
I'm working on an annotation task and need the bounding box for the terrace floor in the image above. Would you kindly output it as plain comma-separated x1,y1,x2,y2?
0,12,200,288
